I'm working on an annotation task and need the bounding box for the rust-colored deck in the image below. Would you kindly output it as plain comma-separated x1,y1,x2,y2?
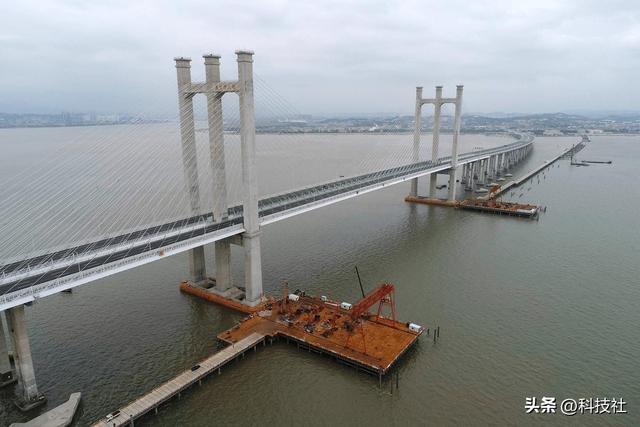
180,281,270,314
215,294,422,375
404,196,459,207
405,196,538,218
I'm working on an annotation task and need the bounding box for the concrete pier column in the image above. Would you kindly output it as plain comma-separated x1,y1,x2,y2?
471,162,477,192
175,57,201,215
176,57,207,284
429,86,443,197
472,162,476,187
488,156,495,180
6,306,45,411
204,54,231,290
483,159,489,184
237,50,263,304
410,87,423,197
0,313,16,387
214,239,231,291
242,231,263,303
447,85,463,201
204,54,228,222
189,248,207,284
480,160,486,185
485,158,490,181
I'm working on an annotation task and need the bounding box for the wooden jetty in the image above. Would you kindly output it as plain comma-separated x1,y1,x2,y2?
92,332,266,427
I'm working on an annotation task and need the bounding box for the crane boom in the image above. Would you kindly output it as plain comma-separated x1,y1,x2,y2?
350,283,395,319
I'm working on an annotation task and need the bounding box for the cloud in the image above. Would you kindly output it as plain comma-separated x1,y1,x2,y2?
0,0,638,114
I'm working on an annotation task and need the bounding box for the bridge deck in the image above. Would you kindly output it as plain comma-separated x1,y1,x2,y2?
0,135,535,311
91,332,266,427
492,142,583,198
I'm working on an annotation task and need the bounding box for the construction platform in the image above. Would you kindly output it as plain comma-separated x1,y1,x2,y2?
216,293,423,376
404,196,538,218
182,281,424,376
92,282,423,425
458,198,538,217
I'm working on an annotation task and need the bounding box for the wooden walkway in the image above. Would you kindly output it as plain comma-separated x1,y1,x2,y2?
491,142,582,198
92,332,266,427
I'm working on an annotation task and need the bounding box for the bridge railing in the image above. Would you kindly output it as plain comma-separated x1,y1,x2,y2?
0,134,534,296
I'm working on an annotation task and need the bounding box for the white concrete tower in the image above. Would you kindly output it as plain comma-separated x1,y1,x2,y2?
203,54,232,291
236,50,263,304
447,85,463,201
410,86,423,197
175,57,207,284
429,85,443,197
6,305,44,410
203,54,228,221
0,313,16,387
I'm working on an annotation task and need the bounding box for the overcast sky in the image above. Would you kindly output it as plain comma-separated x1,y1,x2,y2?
1,0,639,115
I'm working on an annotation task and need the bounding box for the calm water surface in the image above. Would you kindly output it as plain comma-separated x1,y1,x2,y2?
0,129,638,426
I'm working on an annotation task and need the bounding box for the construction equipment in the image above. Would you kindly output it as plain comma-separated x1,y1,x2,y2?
344,283,397,353
488,184,501,199
350,283,396,322
355,266,365,298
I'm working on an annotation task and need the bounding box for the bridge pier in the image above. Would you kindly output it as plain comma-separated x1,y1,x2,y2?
471,163,476,188
242,231,263,304
411,85,463,200
447,85,463,201
175,57,209,286
172,50,263,305
464,163,472,188
0,313,16,387
490,157,495,178
5,305,45,411
482,159,489,185
214,239,232,291
410,87,423,197
204,54,229,223
491,155,498,179
205,54,232,293
188,247,207,285
237,51,264,305
428,86,442,197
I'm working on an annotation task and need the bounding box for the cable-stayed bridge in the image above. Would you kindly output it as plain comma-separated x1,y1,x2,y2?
0,134,532,310
0,50,533,409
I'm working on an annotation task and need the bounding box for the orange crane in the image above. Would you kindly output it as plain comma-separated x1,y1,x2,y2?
488,184,501,199
350,283,396,322
345,283,397,353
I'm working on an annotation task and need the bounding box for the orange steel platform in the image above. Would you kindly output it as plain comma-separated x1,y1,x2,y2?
405,195,539,218
181,283,424,376
180,281,268,314
404,196,459,207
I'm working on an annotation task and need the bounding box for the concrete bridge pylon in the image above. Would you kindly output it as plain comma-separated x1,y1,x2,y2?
175,50,263,305
410,84,464,201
